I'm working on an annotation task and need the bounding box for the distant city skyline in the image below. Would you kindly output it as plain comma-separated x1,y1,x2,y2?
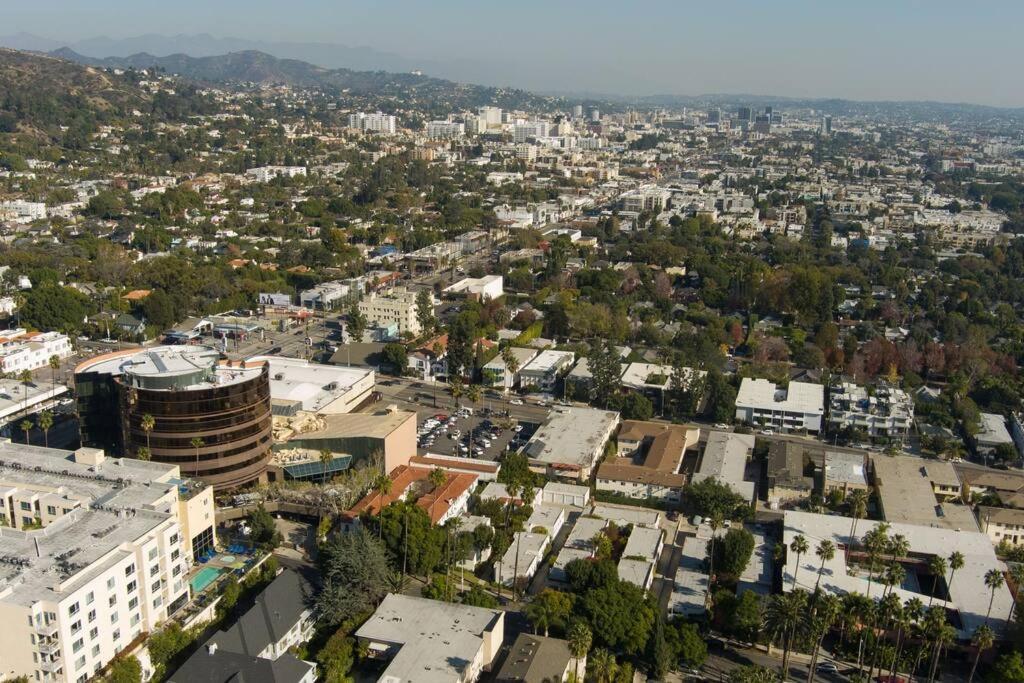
3,0,1024,108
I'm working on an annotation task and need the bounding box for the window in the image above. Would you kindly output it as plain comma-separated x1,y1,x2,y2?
87,609,96,623
46,506,56,516
72,638,84,653
70,620,81,635
85,591,94,605
147,547,158,561
20,501,31,511
128,597,138,611
149,564,160,577
112,629,120,642
171,549,180,561
130,613,140,627
68,602,79,617
152,596,162,609
110,612,118,624
108,595,117,608
151,579,161,592
170,533,178,545
126,581,136,594
106,577,116,590
88,627,98,640
124,564,134,577
75,655,85,671
91,644,100,657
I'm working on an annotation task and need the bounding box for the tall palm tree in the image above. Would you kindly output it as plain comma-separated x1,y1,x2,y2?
20,419,32,444
140,413,156,452
501,346,520,393
920,606,949,683
790,534,809,589
190,437,204,475
319,449,333,484
927,621,955,683
136,446,151,461
567,622,592,682
18,369,32,416
847,489,868,547
465,383,481,407
1008,563,1024,629
927,555,947,606
37,410,53,448
967,624,994,683
947,550,965,597
869,592,902,681
804,593,840,683
588,647,617,683
888,533,909,564
983,568,1005,626
449,377,464,407
889,597,922,682
48,354,60,397
764,590,808,680
813,539,835,592
862,523,890,597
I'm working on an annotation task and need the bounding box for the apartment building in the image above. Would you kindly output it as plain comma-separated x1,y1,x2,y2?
0,329,73,374
244,166,306,183
518,350,575,391
426,121,465,139
347,111,397,134
734,378,825,433
481,346,537,390
979,506,1024,548
0,442,214,683
596,421,698,503
357,287,421,336
828,381,914,438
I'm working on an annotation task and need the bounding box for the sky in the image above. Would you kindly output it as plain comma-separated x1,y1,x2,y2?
4,0,1024,107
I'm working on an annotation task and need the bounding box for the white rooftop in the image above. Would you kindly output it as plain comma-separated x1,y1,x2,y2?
693,432,756,501
736,378,825,414
977,413,1012,446
253,355,373,412
524,407,619,470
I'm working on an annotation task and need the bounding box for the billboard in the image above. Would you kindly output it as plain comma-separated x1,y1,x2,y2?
258,292,291,307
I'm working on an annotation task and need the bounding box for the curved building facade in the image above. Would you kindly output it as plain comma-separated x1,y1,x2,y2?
75,346,273,489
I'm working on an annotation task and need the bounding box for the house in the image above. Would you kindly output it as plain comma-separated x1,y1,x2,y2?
356,594,504,683
524,407,620,481
828,381,914,438
443,275,504,301
734,378,825,433
170,569,317,683
765,441,815,508
691,432,757,503
497,532,550,587
495,634,576,683
519,349,575,391
618,525,664,591
482,346,538,390
975,413,1013,457
822,450,870,497
872,455,974,531
347,463,476,525
542,481,591,507
595,421,699,502
978,506,1024,548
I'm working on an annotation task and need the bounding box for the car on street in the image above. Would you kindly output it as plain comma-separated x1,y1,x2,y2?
510,398,523,405
816,662,839,674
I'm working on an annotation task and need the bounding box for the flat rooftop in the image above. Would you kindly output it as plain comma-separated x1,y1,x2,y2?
736,378,824,414
693,431,756,501
252,355,373,412
872,455,973,530
76,345,262,390
524,407,619,469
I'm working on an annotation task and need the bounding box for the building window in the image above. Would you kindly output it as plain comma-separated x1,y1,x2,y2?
20,501,31,511
126,581,136,594
87,609,96,623
124,564,134,577
72,638,84,653
88,627,98,640
46,506,56,516
107,577,116,590
110,612,118,624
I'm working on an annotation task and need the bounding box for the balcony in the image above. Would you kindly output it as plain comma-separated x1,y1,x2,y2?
39,656,63,674
34,621,59,638
37,639,61,656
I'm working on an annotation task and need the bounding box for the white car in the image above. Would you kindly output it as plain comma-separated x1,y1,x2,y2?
510,398,524,405
815,662,839,674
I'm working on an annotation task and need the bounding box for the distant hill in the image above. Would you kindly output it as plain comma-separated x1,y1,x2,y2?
49,47,561,113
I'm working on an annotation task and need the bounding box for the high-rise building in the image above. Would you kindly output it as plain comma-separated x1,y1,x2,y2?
425,120,465,139
477,106,503,130
348,111,397,134
589,108,601,122
0,441,215,682
706,108,721,124
74,346,273,489
737,106,752,122
573,104,584,118
821,115,833,135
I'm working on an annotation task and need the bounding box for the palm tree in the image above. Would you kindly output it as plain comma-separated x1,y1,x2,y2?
588,648,617,683
888,533,909,564
882,562,907,601
862,523,890,597
804,593,840,683
1008,563,1024,629
888,597,922,682
983,568,1005,626
449,377,464,407
869,592,902,681
789,534,809,589
967,624,994,683
372,473,393,539
37,410,53,448
927,620,955,683
48,354,60,396
190,437,205,475
813,539,835,592
136,446,151,461
18,369,32,416
567,622,592,682
319,449,333,484
947,550,965,597
140,413,156,452
429,467,447,490
764,590,808,680
847,489,868,546
465,383,481,407
19,419,32,444
927,555,947,606
501,346,520,392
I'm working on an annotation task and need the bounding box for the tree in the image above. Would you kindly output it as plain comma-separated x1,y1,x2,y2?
589,340,622,409
346,305,366,342
763,590,808,680
462,585,499,608
500,346,520,392
669,620,708,670
247,504,282,550
320,448,334,484
140,413,156,452
48,354,60,397
20,419,32,445
728,665,777,683
106,655,143,683
317,629,356,683
147,622,194,673
588,648,618,683
988,652,1024,683
136,446,151,461
526,589,573,636
814,539,836,592
429,467,447,491
189,436,204,475
846,489,868,546
968,625,995,683
140,289,176,330
683,477,748,521
714,527,756,579
415,289,435,336
581,580,656,654
927,555,947,606
948,550,965,597
317,528,391,628
789,534,809,589
21,283,93,333
37,410,53,448
449,376,464,406
218,576,241,616
619,392,654,420
984,568,1005,625
647,613,672,679
567,622,592,682
382,343,408,375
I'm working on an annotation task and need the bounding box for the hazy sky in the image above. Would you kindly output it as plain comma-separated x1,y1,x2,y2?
5,0,1024,107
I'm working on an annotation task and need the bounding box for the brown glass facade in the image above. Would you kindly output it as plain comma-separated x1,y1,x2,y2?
77,352,273,490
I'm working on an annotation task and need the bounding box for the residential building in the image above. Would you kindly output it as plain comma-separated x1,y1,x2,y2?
356,594,504,683
828,381,914,438
975,413,1013,457
426,120,465,139
347,111,397,134
872,455,974,531
765,441,815,508
245,166,306,183
978,506,1024,548
595,421,698,502
691,432,757,503
550,516,606,582
525,504,566,538
618,525,664,591
524,407,620,481
482,347,537,390
357,287,422,336
299,280,358,309
669,528,711,618
170,569,317,683
782,510,1014,639
541,481,590,507
518,350,575,391
734,378,825,433
495,634,575,683
822,450,870,497
497,532,549,587
443,275,504,301
75,347,273,489
346,463,476,526
0,442,214,683
0,329,73,374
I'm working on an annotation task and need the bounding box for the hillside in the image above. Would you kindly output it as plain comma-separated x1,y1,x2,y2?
51,48,563,113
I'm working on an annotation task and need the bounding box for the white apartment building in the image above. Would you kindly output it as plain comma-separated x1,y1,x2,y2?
0,442,215,683
482,346,537,390
425,121,465,139
0,200,47,224
620,187,671,214
828,381,914,438
979,506,1024,548
735,378,825,433
442,275,503,301
513,121,549,143
0,330,73,374
348,111,397,134
357,287,422,336
299,280,356,309
518,350,575,391
244,166,306,183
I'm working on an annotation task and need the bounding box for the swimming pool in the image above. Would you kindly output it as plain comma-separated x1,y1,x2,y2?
190,566,224,593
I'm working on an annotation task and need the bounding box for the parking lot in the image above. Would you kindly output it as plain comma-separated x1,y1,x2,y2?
416,407,539,462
